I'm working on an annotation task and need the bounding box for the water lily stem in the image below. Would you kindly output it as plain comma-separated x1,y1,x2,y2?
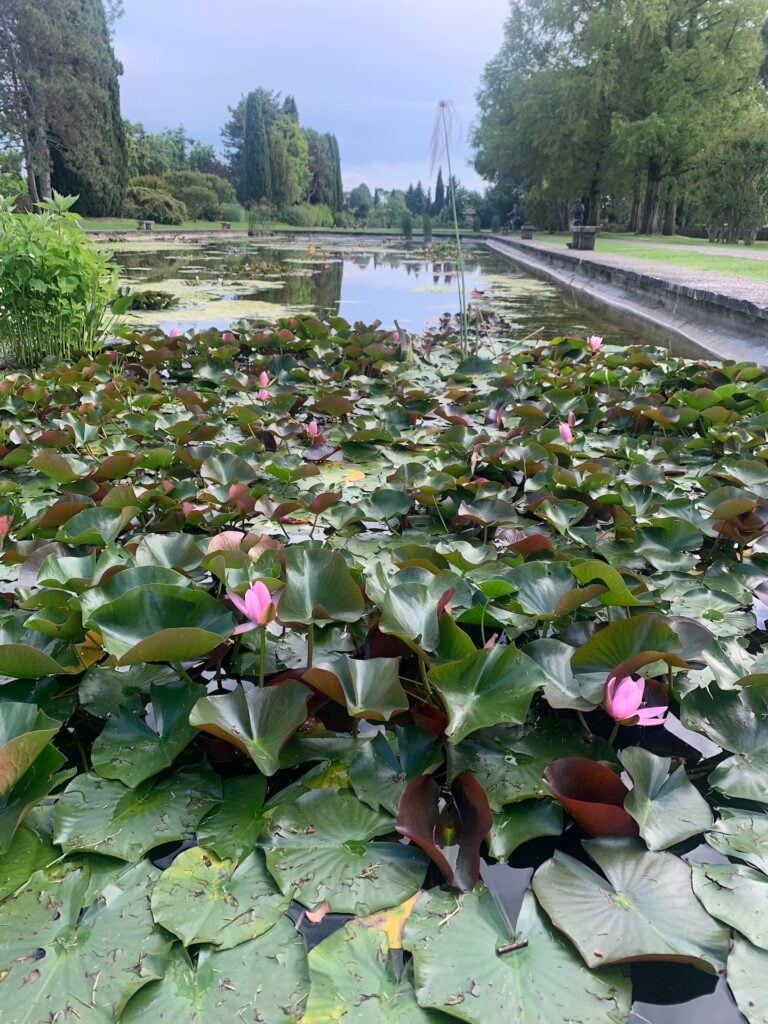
258,625,267,688
607,721,620,747
173,661,196,686
577,711,594,740
307,623,315,669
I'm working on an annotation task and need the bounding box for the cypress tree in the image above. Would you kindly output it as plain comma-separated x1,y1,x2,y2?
326,133,343,212
242,90,271,205
3,0,127,214
433,168,445,215
282,95,299,122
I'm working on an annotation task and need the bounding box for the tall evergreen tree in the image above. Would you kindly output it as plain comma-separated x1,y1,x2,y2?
0,0,127,213
282,95,299,122
326,132,343,212
432,168,445,215
242,90,271,205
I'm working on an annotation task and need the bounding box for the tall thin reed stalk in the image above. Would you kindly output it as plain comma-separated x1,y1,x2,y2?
431,100,469,358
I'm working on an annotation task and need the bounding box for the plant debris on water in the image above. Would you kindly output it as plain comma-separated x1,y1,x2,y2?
1,304,768,1023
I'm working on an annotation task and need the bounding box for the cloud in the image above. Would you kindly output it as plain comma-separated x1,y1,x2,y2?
112,0,509,191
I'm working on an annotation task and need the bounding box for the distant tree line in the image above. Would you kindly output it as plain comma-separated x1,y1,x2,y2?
474,0,768,240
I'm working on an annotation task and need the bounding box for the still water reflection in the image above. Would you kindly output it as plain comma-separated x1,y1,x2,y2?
111,235,619,339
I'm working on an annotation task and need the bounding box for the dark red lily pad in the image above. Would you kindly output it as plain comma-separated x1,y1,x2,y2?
395,770,492,891
543,757,638,837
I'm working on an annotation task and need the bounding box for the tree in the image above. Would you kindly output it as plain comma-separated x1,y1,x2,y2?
326,133,343,212
473,0,767,235
282,95,299,122
433,169,445,215
242,90,271,205
691,117,768,242
269,116,309,209
349,183,373,218
0,0,127,213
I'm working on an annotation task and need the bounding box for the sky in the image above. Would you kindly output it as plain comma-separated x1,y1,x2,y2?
113,0,511,194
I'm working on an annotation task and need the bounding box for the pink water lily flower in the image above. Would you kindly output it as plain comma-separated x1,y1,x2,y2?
227,581,277,633
221,331,236,342
604,674,668,726
259,371,270,388
588,335,603,352
169,326,181,338
308,419,320,437
258,388,270,401
559,421,574,443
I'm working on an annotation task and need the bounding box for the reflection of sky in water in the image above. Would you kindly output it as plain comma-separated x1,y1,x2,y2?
112,239,617,338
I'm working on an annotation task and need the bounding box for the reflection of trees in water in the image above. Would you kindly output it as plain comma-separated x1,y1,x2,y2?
258,259,343,315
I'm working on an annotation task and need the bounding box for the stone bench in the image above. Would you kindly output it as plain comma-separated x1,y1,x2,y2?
221,221,231,230
138,220,154,232
521,224,535,240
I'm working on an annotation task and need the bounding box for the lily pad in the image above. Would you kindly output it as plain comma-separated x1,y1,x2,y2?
88,583,234,664
692,863,768,949
189,680,312,776
121,917,309,1024
91,679,202,787
621,747,713,850
487,800,564,860
0,702,60,793
706,809,768,874
151,846,289,949
728,936,768,1024
278,547,364,625
0,860,171,1023
403,886,632,1024
261,787,428,915
197,775,268,860
532,837,729,973
429,644,548,744
53,766,221,860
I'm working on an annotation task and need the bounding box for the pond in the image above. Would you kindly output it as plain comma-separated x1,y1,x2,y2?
110,233,621,340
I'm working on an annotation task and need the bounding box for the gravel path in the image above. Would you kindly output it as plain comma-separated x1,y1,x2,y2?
520,239,768,309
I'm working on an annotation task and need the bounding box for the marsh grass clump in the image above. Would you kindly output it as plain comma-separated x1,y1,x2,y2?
0,193,117,366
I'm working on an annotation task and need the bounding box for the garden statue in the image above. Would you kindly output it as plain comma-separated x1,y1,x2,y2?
572,198,585,226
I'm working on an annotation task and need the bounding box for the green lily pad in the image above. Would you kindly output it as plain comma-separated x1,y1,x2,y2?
487,800,564,860
261,787,428,914
302,915,448,1023
53,766,221,860
278,547,364,625
403,886,632,1024
151,846,289,949
706,809,768,874
570,613,685,692
692,863,768,949
0,744,72,854
429,644,548,744
79,663,179,717
120,917,309,1024
446,719,604,810
0,702,60,793
88,583,234,664
91,679,202,787
0,860,171,1023
532,837,729,973
338,657,408,721
189,680,311,776
197,775,268,861
621,747,712,850
728,936,768,1024
0,822,58,900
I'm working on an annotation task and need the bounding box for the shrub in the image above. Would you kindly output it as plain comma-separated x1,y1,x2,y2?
0,193,116,366
422,212,433,242
122,187,187,225
491,213,501,233
279,203,334,227
0,175,26,199
127,174,167,193
170,184,221,221
401,211,413,238
164,170,236,207
221,202,246,224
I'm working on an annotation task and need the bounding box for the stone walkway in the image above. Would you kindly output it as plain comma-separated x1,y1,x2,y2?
519,238,768,310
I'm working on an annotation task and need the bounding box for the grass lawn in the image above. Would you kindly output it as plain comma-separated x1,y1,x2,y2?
531,232,768,281
79,217,475,237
